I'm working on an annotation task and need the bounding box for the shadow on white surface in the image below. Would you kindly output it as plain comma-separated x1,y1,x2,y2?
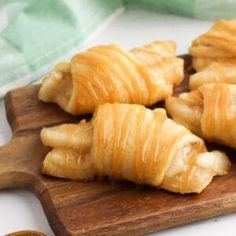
0,189,53,235
149,212,236,236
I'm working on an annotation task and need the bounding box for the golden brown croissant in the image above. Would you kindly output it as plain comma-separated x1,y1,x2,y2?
190,63,236,90
38,41,183,115
189,19,236,72
41,103,230,194
166,83,236,149
191,57,236,72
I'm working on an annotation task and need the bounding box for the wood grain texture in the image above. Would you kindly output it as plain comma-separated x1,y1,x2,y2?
1,55,236,236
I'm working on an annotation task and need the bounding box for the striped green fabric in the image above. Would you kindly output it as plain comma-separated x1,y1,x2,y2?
0,0,236,97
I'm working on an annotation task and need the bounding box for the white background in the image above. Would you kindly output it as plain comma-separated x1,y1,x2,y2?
0,8,235,236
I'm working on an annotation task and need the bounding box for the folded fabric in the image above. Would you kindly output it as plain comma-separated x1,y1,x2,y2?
0,0,123,98
0,0,236,98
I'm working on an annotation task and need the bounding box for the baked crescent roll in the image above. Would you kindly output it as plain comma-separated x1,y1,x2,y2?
191,57,236,72
41,103,230,194
190,63,236,90
166,83,236,149
38,41,183,115
189,19,236,72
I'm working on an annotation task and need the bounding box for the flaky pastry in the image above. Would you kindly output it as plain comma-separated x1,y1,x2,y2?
166,83,236,149
190,63,236,90
41,103,230,194
39,41,183,115
189,19,236,72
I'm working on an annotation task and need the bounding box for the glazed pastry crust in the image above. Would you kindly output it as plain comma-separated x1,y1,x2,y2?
41,103,230,194
166,83,236,149
189,19,236,72
39,41,183,115
190,63,236,90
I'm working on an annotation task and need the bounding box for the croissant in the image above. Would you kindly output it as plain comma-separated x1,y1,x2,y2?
191,57,236,72
38,41,183,115
41,103,230,194
190,63,236,90
166,83,236,149
189,19,236,72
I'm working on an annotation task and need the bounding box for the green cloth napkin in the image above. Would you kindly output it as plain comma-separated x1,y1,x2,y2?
0,0,236,98
0,0,122,97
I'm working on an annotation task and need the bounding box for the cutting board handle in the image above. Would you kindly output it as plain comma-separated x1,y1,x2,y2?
0,134,46,190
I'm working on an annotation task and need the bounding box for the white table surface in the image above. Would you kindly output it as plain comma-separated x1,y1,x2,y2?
0,8,235,236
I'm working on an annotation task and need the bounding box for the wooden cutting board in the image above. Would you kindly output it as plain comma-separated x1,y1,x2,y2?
1,56,236,236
